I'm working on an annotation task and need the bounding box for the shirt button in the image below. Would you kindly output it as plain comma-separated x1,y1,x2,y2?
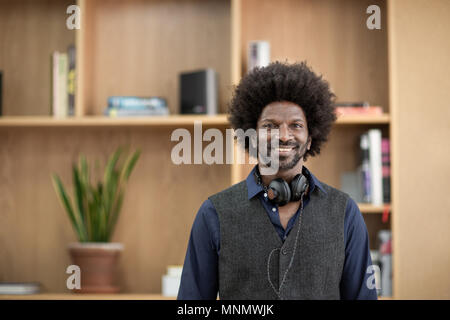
272,207,276,212
282,249,288,255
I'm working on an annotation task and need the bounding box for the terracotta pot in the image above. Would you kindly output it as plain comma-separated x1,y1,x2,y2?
68,242,124,293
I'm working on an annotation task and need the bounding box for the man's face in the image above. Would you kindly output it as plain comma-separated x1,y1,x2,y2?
256,101,311,170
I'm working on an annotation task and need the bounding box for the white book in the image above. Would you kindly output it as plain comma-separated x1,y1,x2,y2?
52,51,60,117
58,53,69,117
247,41,270,73
0,282,40,295
368,129,383,205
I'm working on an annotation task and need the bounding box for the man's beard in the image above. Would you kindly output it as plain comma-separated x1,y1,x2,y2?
258,139,309,170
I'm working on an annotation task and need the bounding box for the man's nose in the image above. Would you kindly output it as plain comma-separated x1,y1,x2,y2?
279,124,291,142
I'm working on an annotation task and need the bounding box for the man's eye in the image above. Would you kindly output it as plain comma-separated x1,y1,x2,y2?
293,124,303,128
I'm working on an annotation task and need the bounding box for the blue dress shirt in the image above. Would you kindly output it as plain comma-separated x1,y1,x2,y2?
178,165,378,300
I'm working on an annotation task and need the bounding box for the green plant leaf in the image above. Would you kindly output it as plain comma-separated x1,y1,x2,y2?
52,174,85,242
121,149,141,182
73,164,88,240
53,147,140,243
107,191,124,241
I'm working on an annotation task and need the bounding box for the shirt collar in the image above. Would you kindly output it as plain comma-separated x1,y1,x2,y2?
246,165,327,200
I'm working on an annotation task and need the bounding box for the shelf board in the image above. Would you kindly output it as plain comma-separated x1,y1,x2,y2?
358,203,391,214
0,293,175,300
0,115,229,127
335,113,390,124
0,113,389,127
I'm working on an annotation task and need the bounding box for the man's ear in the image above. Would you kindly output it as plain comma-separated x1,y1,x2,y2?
307,136,312,150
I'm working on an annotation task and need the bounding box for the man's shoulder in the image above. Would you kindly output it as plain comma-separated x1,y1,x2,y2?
315,179,350,199
208,180,248,210
209,180,247,199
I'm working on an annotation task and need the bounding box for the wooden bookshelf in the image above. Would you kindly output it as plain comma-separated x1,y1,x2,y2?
2,0,449,300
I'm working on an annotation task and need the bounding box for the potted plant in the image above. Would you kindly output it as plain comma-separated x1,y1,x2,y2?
52,147,140,293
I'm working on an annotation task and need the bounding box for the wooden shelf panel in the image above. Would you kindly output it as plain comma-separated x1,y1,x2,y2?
0,114,389,127
0,294,175,300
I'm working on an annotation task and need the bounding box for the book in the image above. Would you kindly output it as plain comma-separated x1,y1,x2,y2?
370,250,382,296
335,102,370,107
162,265,182,297
368,129,383,205
382,138,391,203
52,52,69,117
52,52,59,116
105,108,169,117
247,41,270,73
107,96,167,110
335,106,383,116
0,282,41,295
340,171,363,203
377,230,392,297
180,69,217,115
105,96,169,117
360,134,372,203
67,45,76,116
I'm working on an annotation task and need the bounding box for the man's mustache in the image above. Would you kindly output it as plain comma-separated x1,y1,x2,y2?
265,141,300,149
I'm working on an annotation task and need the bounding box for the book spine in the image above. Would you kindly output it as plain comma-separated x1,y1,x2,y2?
52,52,60,117
108,96,166,109
360,134,372,203
58,53,69,117
335,106,383,115
382,138,391,203
247,41,270,73
106,108,169,117
368,129,383,205
378,230,392,297
67,45,76,116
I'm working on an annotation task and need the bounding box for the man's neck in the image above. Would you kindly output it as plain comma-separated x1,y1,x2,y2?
258,161,304,186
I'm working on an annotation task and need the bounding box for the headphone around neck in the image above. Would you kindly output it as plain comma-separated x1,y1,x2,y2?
254,166,309,207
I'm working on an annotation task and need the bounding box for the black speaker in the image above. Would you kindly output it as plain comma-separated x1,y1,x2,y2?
180,69,218,115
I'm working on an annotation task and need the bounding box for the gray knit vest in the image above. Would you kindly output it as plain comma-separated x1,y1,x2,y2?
208,180,349,300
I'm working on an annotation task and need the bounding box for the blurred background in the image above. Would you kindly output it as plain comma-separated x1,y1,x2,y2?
0,0,449,299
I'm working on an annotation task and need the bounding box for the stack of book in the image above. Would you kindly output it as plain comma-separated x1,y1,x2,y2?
334,102,383,116
0,282,41,295
104,96,169,117
52,45,76,117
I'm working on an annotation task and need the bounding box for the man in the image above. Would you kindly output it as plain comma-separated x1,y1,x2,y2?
178,62,377,300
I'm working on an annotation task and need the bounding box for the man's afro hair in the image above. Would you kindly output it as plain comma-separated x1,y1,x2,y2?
228,61,337,161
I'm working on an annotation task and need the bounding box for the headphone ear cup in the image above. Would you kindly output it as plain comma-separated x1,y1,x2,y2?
268,178,291,206
290,174,309,202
